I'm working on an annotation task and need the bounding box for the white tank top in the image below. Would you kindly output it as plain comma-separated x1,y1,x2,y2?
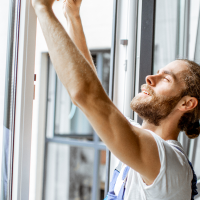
114,118,193,200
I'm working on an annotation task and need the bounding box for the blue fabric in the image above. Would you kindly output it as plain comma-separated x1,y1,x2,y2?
122,166,130,180
104,166,130,200
109,169,120,192
188,160,198,200
174,146,198,200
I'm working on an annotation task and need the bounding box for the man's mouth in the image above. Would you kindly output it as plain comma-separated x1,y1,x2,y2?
141,84,154,96
142,90,150,95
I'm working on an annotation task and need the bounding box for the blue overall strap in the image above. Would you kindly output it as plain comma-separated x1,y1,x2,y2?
109,162,123,192
104,162,123,200
104,163,130,200
174,146,198,200
117,166,130,200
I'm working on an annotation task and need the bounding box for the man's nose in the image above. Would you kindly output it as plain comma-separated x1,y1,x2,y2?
146,75,155,86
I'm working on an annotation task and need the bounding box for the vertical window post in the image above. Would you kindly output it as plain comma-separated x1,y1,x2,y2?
137,0,156,124
104,0,118,197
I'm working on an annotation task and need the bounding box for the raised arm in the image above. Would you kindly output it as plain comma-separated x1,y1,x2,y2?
32,0,160,185
62,0,97,75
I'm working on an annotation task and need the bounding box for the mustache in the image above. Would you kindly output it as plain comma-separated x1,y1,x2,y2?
141,84,155,96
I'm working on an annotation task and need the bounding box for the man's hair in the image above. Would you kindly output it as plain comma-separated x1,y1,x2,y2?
178,59,200,139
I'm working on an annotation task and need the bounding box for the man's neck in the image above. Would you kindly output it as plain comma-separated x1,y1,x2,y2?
141,113,181,141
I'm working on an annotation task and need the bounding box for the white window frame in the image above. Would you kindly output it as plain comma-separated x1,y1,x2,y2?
110,0,139,184
12,0,37,199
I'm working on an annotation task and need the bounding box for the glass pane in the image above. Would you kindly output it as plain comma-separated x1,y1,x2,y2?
153,0,179,74
45,58,94,139
46,56,56,138
96,51,110,95
99,150,106,200
194,0,200,63
154,0,200,188
54,63,94,136
44,143,94,200
102,52,110,95
0,0,10,189
44,26,110,139
196,195,200,200
1,0,19,199
194,137,200,179
93,52,110,95
92,52,110,142
189,0,200,60
192,0,200,190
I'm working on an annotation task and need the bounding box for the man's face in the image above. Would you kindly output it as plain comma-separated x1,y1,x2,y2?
130,60,188,125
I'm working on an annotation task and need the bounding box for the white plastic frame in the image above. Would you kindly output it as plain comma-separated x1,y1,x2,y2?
12,0,37,199
111,0,140,181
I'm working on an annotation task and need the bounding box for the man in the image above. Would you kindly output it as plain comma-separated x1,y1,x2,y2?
32,0,199,199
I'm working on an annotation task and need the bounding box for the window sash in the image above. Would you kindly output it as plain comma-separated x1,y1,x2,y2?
12,0,37,199
1,0,21,199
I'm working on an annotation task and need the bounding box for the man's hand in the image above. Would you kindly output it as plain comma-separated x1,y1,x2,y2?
32,0,55,10
63,0,82,19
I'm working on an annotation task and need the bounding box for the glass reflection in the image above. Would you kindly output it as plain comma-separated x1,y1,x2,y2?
153,0,178,74
54,70,94,136
99,150,106,200
45,58,94,138
44,143,94,200
194,137,200,179
47,51,110,138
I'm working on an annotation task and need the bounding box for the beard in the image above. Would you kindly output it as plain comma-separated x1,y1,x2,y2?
130,84,183,126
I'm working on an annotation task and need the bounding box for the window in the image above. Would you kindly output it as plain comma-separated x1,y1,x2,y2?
2,0,200,199
29,1,114,200
43,50,110,200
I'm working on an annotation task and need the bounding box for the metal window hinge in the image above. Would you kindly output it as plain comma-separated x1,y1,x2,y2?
34,74,36,81
120,39,128,46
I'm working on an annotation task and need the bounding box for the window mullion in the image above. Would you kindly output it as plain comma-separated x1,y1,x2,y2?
104,0,118,197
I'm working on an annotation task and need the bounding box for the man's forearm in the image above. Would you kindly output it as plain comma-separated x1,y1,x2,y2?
66,16,97,75
35,5,99,100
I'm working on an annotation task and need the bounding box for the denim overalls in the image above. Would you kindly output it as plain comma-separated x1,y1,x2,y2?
104,162,130,200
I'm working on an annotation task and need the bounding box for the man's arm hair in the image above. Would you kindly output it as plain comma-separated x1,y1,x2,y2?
63,0,97,75
66,16,97,75
33,3,160,185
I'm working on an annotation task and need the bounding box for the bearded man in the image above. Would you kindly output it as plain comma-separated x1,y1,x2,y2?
32,0,199,199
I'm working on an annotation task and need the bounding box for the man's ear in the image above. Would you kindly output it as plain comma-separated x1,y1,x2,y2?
179,96,198,112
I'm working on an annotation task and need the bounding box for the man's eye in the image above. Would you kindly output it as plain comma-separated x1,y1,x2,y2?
164,77,169,82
